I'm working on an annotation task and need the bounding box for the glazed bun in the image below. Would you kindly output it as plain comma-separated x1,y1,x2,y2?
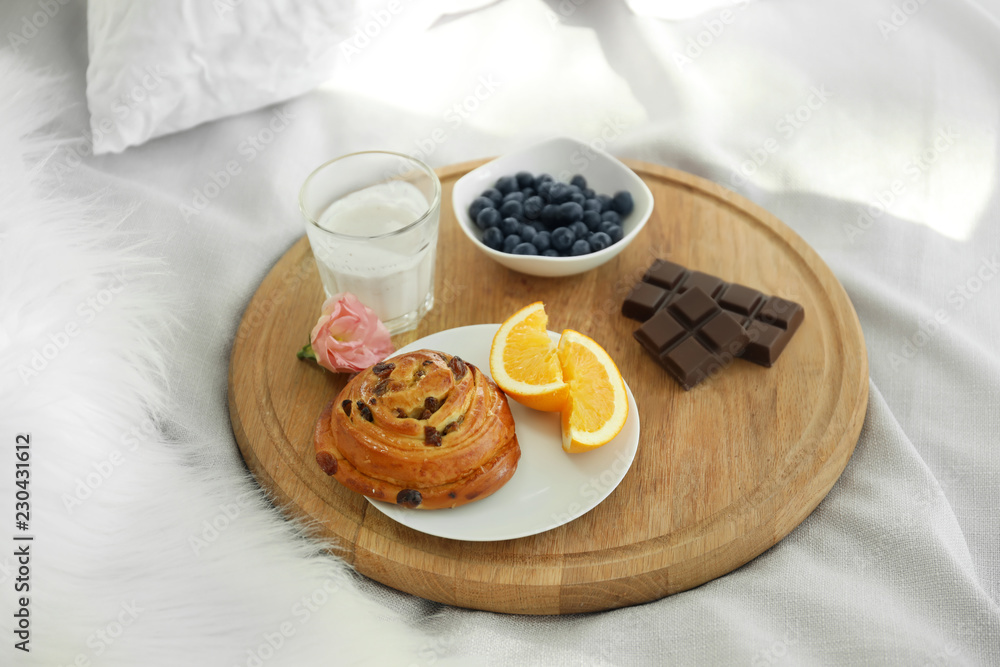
314,349,519,509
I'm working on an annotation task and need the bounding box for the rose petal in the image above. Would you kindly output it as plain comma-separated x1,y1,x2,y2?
308,292,394,373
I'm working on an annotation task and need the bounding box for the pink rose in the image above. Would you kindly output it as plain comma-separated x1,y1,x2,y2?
304,293,394,373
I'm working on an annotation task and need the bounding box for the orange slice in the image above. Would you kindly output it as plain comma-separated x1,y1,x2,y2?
557,330,629,453
489,302,570,412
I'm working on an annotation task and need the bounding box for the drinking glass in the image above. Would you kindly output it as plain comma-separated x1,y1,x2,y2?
299,151,441,334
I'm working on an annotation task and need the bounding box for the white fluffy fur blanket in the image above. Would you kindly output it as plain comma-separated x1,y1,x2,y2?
0,56,440,667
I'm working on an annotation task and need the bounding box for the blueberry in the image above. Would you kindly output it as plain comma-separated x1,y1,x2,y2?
495,176,518,194
515,171,534,189
532,231,551,252
596,194,613,212
500,199,523,218
481,227,503,250
557,201,584,224
512,242,538,255
541,204,559,226
469,196,494,221
482,188,503,205
519,224,537,243
570,192,586,205
503,191,525,203
582,210,602,231
611,191,634,217
500,216,520,236
605,224,624,243
570,174,587,190
569,221,589,238
529,220,546,232
476,207,501,229
570,239,591,256
583,187,595,198
535,173,554,188
502,234,522,253
521,187,535,199
549,183,572,204
542,249,560,257
601,210,621,226
523,195,544,219
598,220,623,242
537,181,553,201
551,226,576,252
589,231,612,251
583,198,602,213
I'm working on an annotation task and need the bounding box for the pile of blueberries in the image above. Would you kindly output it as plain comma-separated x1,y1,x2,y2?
468,171,634,256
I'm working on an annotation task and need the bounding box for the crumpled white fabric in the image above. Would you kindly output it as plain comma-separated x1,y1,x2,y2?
84,0,501,154
85,0,358,154
11,0,1000,663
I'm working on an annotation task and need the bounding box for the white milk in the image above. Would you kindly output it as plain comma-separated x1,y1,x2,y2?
310,181,436,327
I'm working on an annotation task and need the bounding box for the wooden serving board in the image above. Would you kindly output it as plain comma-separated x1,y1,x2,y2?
228,159,868,615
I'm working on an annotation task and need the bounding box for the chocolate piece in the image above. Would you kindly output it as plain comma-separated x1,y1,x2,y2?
621,282,667,320
644,260,686,288
741,296,804,367
623,259,804,367
634,287,750,390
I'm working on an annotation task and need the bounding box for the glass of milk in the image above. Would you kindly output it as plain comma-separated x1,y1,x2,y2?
299,152,441,335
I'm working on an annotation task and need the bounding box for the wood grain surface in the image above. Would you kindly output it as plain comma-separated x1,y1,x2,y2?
227,159,868,615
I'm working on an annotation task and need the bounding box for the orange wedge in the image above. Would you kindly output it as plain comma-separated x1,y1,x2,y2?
557,330,629,453
489,302,570,412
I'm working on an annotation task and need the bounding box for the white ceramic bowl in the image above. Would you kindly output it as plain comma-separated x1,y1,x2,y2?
452,137,654,278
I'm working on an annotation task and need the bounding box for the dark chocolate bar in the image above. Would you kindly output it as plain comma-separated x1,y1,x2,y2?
634,286,750,390
623,259,805,368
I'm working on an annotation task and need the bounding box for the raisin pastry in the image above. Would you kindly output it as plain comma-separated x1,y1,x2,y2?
314,349,520,509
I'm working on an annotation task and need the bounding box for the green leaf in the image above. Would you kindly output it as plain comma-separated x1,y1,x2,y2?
297,342,316,361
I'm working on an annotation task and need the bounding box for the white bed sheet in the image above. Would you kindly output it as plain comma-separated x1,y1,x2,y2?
6,0,999,663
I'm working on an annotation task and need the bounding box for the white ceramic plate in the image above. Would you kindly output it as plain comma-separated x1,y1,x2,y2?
366,324,641,542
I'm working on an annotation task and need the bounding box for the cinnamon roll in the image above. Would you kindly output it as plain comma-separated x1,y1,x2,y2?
313,349,520,509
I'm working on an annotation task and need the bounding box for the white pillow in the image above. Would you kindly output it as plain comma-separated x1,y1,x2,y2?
85,0,357,154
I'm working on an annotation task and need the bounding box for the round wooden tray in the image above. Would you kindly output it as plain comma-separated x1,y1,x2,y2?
228,159,868,615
